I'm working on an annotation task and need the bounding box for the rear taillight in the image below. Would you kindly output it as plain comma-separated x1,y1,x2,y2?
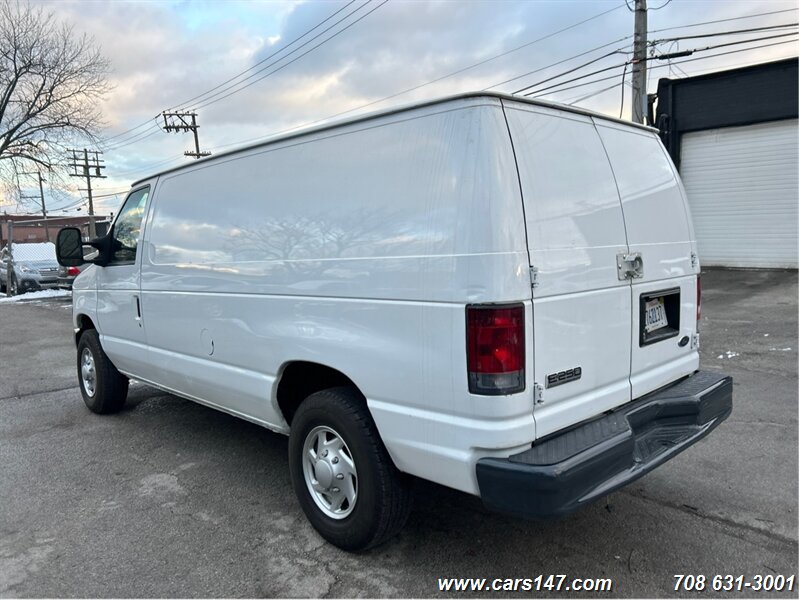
696,275,702,330
67,267,80,276
466,304,525,395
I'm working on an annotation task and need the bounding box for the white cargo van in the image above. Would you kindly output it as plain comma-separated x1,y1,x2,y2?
56,92,732,551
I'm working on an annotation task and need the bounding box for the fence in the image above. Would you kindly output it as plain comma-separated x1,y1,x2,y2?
1,217,110,297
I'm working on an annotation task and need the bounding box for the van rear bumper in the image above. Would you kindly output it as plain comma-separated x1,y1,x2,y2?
475,370,732,519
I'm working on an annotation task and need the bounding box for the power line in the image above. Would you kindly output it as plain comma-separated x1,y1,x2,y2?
211,4,787,140
96,4,798,152
652,22,798,43
97,117,158,147
649,7,798,34
48,198,88,213
205,4,629,152
85,191,129,200
564,80,623,105
519,58,629,97
192,0,389,111
526,37,798,98
512,46,632,95
169,0,359,111
109,156,185,178
101,125,161,152
647,29,799,59
665,54,796,80
97,1,624,156
189,0,376,110
619,63,628,117
98,8,799,178
520,31,799,97
298,2,628,113
535,38,798,97
91,186,131,194
95,2,362,149
208,19,798,146
133,34,799,175
485,37,632,91
650,0,672,10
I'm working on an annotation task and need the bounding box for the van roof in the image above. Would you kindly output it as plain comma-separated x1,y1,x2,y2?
132,91,657,187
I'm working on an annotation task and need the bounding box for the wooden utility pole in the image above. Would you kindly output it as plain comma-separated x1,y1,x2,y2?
67,148,106,238
19,171,50,241
36,172,49,242
162,111,211,159
632,0,648,124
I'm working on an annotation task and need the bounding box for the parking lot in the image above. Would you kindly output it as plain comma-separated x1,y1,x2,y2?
0,269,796,598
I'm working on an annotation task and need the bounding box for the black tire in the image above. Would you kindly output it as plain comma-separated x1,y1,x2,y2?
288,387,412,551
77,329,129,414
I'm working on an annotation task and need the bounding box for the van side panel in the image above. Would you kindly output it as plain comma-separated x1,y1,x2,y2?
594,122,699,398
503,102,632,438
140,99,532,494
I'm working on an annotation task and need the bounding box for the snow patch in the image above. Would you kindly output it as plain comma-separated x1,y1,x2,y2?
0,289,71,303
716,350,740,359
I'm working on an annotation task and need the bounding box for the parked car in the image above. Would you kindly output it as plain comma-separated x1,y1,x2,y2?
56,92,732,551
0,242,61,295
57,263,87,289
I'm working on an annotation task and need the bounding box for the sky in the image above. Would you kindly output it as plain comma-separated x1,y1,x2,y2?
8,0,799,216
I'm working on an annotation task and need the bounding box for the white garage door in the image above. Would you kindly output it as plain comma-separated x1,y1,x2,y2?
680,119,798,268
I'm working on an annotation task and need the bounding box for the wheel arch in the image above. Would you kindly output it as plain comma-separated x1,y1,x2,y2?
74,313,96,346
275,360,363,427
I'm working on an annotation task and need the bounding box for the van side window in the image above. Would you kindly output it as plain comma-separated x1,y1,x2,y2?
110,187,149,265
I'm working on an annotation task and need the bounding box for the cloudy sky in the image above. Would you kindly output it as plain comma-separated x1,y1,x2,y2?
15,0,799,214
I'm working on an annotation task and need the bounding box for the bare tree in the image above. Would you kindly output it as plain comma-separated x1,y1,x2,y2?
0,1,109,181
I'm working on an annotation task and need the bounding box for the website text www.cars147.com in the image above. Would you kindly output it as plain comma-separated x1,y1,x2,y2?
437,575,613,592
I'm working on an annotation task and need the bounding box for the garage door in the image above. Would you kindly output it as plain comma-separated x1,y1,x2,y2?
680,119,798,268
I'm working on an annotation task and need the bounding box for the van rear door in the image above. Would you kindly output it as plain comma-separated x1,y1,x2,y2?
594,122,700,399
503,102,633,439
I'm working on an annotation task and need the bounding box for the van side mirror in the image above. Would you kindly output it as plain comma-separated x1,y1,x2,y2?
56,228,84,266
56,227,111,267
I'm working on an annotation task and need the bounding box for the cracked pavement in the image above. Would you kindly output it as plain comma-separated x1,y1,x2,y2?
0,269,796,597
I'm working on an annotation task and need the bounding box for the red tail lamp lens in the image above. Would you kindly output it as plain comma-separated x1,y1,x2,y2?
466,304,525,395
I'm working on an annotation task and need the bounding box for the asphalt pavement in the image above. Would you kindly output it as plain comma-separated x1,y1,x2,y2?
0,269,796,598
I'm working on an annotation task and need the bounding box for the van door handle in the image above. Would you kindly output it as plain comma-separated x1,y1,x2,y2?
134,295,142,325
616,252,644,280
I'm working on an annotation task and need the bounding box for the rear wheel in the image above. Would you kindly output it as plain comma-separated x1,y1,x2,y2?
77,330,129,414
288,387,412,551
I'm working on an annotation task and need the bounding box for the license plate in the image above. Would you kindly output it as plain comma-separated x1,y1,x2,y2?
644,298,669,333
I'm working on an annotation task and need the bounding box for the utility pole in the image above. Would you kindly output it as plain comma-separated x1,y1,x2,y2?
631,0,648,124
17,171,50,242
67,148,106,238
19,171,50,241
161,111,211,159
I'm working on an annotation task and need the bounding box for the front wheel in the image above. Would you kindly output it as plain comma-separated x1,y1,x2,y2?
77,330,129,414
288,387,412,551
